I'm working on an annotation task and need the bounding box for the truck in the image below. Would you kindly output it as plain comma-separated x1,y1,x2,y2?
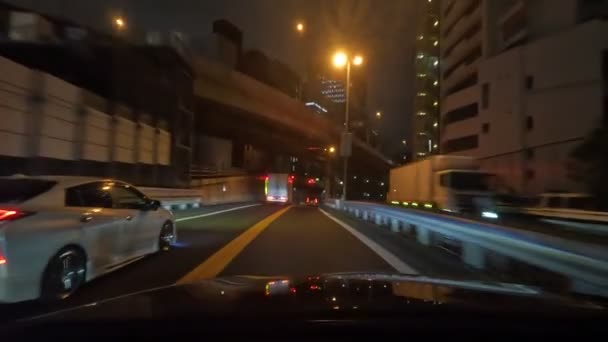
265,173,293,204
387,155,497,216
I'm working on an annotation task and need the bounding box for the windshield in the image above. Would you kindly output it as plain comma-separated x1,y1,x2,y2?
1,0,607,326
446,172,495,192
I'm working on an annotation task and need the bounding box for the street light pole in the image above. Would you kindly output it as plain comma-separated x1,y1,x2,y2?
333,51,362,201
342,60,351,201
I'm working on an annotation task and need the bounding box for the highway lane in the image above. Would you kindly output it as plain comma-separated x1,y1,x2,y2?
0,203,489,323
219,206,396,276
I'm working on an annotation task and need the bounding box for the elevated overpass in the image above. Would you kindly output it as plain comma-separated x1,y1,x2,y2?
190,55,393,173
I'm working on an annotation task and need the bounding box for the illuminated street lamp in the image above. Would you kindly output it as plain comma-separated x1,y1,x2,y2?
296,22,304,32
333,51,348,68
114,17,125,30
375,111,382,119
332,51,364,200
328,146,336,154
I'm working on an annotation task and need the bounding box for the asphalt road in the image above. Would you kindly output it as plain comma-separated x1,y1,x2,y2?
0,202,487,323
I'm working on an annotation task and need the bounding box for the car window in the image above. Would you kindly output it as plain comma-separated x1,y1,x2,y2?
0,179,57,204
546,196,562,208
528,197,541,207
110,185,147,209
65,182,113,208
568,197,594,211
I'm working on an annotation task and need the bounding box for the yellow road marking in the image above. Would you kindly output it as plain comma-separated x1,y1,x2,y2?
176,205,292,284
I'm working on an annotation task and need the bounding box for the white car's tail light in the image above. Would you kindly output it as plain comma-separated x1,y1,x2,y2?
0,252,6,265
0,209,33,222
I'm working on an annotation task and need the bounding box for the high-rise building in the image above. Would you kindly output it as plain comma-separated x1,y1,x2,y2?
440,0,608,194
412,0,441,160
306,71,368,140
320,77,346,103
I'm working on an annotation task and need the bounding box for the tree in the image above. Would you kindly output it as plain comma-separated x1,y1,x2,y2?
570,124,608,203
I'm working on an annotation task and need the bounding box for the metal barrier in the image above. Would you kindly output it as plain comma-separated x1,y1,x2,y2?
327,200,608,296
139,187,202,211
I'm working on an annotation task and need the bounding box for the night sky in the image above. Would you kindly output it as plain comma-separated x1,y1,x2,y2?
9,0,418,156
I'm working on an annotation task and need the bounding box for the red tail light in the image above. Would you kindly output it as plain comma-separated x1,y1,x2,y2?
0,255,6,265
0,209,32,222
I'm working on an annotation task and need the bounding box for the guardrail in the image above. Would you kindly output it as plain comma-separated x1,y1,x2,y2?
139,187,202,211
326,200,608,296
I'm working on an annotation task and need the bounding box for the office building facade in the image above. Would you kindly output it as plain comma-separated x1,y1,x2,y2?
440,0,608,194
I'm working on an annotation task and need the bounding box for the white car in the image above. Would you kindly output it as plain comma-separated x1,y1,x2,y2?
0,176,176,303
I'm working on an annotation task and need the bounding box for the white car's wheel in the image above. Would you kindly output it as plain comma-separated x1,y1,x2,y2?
41,247,87,301
158,222,174,252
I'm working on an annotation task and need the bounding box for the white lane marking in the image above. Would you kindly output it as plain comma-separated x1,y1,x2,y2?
175,204,261,222
319,208,419,275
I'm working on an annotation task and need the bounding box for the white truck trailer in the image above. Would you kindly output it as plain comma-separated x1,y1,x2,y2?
265,173,293,204
387,155,497,216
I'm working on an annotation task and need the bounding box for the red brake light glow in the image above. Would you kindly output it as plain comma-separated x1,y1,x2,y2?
0,209,31,222
0,210,19,221
0,257,6,265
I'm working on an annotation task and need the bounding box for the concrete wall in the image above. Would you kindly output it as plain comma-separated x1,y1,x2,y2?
0,55,30,157
145,175,262,204
194,135,232,171
0,55,172,178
